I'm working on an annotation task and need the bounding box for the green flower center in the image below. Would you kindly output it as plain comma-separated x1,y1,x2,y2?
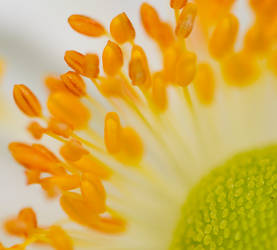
171,146,277,250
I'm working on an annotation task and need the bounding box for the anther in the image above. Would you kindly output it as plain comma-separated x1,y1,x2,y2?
175,51,197,86
83,53,99,78
27,122,45,140
60,139,88,162
68,14,105,37
47,92,90,129
61,71,86,97
47,118,73,138
81,173,106,213
44,75,68,93
193,63,215,105
110,12,135,44
13,85,42,117
102,40,123,76
170,0,187,9
209,14,239,59
175,3,197,38
152,72,167,111
48,225,73,250
104,112,121,154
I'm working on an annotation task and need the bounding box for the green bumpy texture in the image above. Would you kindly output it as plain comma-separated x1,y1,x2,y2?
171,146,277,250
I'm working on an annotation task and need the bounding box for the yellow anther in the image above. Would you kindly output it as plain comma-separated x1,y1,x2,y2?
60,139,88,162
44,75,68,93
64,50,85,74
83,53,100,78
175,3,197,38
25,170,40,185
68,14,105,37
120,127,143,162
9,143,65,175
140,3,161,38
40,174,80,192
129,45,151,88
13,85,41,117
110,12,135,44
5,208,37,237
209,14,239,59
193,63,215,105
47,92,90,129
222,52,259,86
73,154,112,180
60,191,98,227
94,216,126,234
48,225,73,250
47,118,73,138
81,173,106,213
163,45,181,82
99,76,124,97
152,72,167,111
140,3,174,47
102,40,123,76
104,112,121,154
170,0,187,9
61,71,86,97
27,122,45,140
175,51,197,87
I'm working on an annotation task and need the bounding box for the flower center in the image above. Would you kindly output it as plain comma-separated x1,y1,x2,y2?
171,145,277,249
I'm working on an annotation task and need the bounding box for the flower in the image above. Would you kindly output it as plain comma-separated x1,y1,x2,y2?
2,0,277,249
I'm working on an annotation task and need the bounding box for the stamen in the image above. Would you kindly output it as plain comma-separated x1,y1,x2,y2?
61,71,86,97
13,85,41,117
110,12,136,44
193,63,215,105
47,92,90,129
209,14,239,59
68,14,106,37
170,0,187,9
44,75,68,93
47,118,73,139
175,3,197,38
48,225,73,250
60,139,88,162
151,72,167,111
102,40,123,76
27,122,45,140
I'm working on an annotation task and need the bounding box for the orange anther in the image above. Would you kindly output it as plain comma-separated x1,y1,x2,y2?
140,3,174,47
25,170,41,184
152,72,167,111
99,76,123,97
95,216,126,234
175,3,197,38
222,52,259,86
193,63,215,105
163,45,181,82
68,14,105,37
175,51,197,86
104,112,121,154
83,53,99,78
47,92,90,129
13,85,41,117
64,50,85,74
41,174,80,192
110,12,135,44
61,71,86,97
9,143,65,175
45,75,68,93
5,208,37,237
27,122,45,140
60,139,88,162
102,41,123,76
121,127,143,161
209,14,239,59
140,3,161,38
81,173,106,213
48,225,73,250
47,118,73,138
73,154,112,179
60,191,98,228
129,45,151,88
170,0,187,9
